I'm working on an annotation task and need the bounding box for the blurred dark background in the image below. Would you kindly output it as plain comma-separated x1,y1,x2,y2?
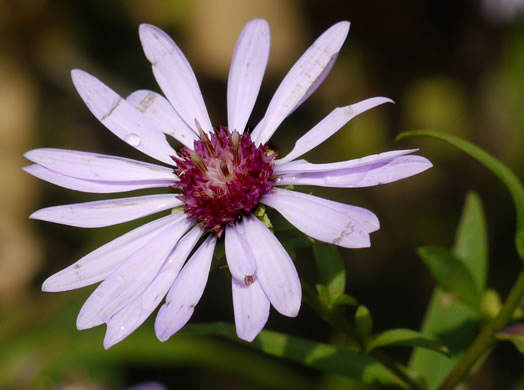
1,0,523,389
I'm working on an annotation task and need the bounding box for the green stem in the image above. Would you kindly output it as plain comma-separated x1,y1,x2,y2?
302,283,356,338
439,269,524,390
302,283,426,390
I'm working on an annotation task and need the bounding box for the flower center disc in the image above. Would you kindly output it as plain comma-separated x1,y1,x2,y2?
173,126,276,237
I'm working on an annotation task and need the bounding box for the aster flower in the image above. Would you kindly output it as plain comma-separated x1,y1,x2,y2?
25,19,431,348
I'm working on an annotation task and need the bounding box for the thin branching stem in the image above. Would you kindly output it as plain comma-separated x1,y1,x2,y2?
439,270,524,390
302,282,426,390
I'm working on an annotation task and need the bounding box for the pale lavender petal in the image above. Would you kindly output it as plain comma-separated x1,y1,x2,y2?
290,50,337,115
275,149,418,174
30,194,182,228
23,164,173,193
25,149,175,182
77,214,192,330
232,277,270,342
324,203,379,234
103,227,203,349
227,19,270,134
71,70,176,165
251,21,350,145
42,213,184,292
270,187,378,233
278,97,394,164
155,236,217,341
127,90,198,149
225,224,257,281
277,155,432,188
139,24,213,134
261,188,371,248
241,215,301,317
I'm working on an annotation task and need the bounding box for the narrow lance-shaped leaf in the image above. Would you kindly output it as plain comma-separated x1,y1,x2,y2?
355,305,373,342
418,246,481,311
453,192,488,291
313,244,346,305
315,285,331,306
333,294,358,307
409,193,486,389
184,322,401,387
367,328,450,357
397,131,524,262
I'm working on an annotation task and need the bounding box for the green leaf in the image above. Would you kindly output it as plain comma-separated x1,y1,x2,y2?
313,244,346,305
316,284,331,306
513,306,524,321
185,323,401,387
408,193,488,388
355,305,373,340
408,289,479,388
512,339,524,354
301,282,359,343
418,246,481,311
397,130,524,262
0,296,311,390
333,293,359,307
367,329,450,357
453,192,488,291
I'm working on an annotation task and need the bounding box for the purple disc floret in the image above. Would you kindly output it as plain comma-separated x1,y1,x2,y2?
173,126,276,236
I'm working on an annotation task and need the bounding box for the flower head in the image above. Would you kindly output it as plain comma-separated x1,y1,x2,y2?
25,19,432,348
173,125,276,237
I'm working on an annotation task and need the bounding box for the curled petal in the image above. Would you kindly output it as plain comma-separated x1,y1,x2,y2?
25,149,175,182
241,216,301,317
127,90,198,149
278,97,394,164
71,70,176,165
42,213,184,292
30,194,182,228
139,24,213,134
103,227,203,349
155,236,217,341
261,188,371,248
76,213,192,330
227,19,270,134
251,21,350,145
23,164,173,193
232,277,270,342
